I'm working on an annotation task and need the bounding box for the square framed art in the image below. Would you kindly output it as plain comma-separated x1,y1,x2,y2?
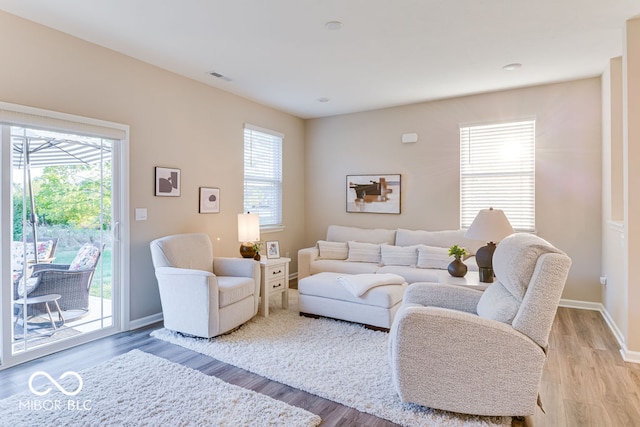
155,167,181,197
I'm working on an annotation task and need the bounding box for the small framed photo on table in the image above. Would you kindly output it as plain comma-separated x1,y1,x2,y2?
266,241,280,259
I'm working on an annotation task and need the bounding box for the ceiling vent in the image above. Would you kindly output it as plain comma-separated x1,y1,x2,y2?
208,71,232,82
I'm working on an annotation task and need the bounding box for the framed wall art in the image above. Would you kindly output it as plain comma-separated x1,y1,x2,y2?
346,174,401,214
155,167,181,197
199,187,220,213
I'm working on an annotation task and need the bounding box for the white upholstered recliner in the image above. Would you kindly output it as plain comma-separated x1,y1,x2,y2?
150,233,260,338
389,233,572,416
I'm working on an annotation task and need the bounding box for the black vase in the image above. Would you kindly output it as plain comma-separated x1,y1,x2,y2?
448,257,467,277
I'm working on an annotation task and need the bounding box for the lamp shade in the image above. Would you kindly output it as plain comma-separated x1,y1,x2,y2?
464,208,514,243
237,213,260,243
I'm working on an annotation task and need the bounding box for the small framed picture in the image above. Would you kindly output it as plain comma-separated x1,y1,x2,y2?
266,240,280,259
155,167,181,197
199,187,220,213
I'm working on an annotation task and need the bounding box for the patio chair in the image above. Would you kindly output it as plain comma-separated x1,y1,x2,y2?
17,242,103,317
11,238,58,295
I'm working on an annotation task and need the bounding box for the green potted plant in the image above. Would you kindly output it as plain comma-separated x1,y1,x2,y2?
252,242,263,261
448,245,468,277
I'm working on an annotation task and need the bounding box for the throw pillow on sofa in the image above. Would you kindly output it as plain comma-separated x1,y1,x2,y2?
317,240,349,260
347,241,381,263
416,245,454,270
380,244,418,267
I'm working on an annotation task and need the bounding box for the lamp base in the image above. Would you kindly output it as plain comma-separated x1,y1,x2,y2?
479,267,494,283
239,243,256,259
475,242,497,283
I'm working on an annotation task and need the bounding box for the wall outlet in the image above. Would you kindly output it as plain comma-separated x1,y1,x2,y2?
600,276,607,286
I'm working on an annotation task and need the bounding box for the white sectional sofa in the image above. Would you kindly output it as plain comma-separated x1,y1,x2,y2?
298,225,485,284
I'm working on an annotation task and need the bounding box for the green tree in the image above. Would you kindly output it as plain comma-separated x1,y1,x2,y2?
29,163,111,228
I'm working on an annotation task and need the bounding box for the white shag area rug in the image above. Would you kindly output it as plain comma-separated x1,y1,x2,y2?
151,292,510,427
0,349,321,427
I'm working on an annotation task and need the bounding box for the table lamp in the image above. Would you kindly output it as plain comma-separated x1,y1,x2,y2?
464,207,514,283
237,212,260,258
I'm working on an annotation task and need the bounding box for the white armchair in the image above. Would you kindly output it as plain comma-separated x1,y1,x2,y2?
150,233,260,338
389,233,572,416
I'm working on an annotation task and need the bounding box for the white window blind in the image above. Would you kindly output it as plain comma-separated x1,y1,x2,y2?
460,119,535,231
244,124,283,228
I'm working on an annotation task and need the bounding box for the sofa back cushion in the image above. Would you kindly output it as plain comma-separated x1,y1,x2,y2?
416,245,454,270
347,241,381,263
327,225,395,244
395,228,484,255
380,244,418,267
317,240,349,260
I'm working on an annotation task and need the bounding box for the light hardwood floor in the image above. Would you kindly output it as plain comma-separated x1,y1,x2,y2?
1,306,639,426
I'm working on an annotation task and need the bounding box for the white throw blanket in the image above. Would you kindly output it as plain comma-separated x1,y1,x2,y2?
337,273,406,297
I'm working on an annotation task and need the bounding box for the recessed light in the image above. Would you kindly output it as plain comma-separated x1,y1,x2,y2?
325,21,343,30
502,63,522,71
318,97,330,103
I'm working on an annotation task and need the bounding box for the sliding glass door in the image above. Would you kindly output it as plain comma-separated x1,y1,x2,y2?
0,104,128,367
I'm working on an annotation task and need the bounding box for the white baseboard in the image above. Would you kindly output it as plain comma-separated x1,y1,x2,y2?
559,298,640,364
128,312,163,331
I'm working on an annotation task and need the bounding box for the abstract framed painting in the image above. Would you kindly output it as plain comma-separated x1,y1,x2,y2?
199,187,220,213
346,174,401,214
155,167,181,197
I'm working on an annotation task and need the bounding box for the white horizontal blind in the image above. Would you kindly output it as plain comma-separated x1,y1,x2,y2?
460,120,535,231
244,125,283,228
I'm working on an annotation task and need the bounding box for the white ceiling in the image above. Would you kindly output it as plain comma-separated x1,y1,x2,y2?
1,0,639,119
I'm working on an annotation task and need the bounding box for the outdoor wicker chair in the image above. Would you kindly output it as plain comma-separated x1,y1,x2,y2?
20,242,104,317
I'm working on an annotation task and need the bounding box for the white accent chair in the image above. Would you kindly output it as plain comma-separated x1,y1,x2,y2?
150,233,260,338
389,233,572,416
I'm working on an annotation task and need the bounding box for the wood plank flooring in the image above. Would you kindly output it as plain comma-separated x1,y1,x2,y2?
1,306,639,426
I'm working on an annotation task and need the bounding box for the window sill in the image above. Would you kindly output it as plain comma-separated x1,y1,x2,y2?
261,225,285,234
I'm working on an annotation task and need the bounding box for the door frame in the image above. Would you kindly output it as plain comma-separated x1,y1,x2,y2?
0,101,130,369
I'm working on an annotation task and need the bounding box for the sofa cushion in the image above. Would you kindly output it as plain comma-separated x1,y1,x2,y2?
327,225,395,244
416,245,453,269
311,259,380,275
476,281,520,324
381,244,418,267
299,272,406,308
347,241,381,263
317,240,349,260
395,228,484,255
217,276,256,308
377,265,441,283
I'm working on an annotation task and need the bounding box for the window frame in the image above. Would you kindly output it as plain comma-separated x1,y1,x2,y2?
459,118,536,232
243,123,283,231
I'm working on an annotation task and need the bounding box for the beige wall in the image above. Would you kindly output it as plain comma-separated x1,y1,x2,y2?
306,79,603,302
0,12,306,321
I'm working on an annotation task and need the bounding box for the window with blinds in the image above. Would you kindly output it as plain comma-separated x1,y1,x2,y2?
460,119,535,232
243,124,283,228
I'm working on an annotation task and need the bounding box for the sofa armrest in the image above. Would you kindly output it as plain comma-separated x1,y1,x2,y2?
297,246,319,280
389,305,545,416
403,282,482,314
